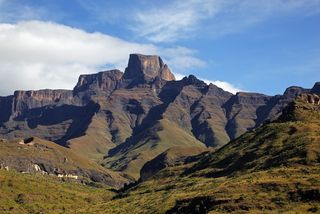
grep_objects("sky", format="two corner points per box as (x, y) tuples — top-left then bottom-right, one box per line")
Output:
(0, 0), (319, 96)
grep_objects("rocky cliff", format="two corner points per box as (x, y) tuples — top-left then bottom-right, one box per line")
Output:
(123, 54), (175, 82)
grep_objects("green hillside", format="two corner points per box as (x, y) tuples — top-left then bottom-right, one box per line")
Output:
(0, 169), (114, 214)
(0, 137), (127, 187)
(103, 119), (207, 180)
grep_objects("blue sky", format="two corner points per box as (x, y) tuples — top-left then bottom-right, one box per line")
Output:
(0, 0), (319, 95)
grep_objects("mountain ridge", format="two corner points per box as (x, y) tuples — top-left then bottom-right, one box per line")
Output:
(0, 53), (318, 179)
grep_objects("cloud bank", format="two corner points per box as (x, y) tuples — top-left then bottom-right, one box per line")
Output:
(0, 21), (154, 95)
(0, 21), (240, 95)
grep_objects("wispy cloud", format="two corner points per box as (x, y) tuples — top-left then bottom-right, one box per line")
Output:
(132, 0), (320, 42)
(160, 47), (206, 71)
(132, 0), (221, 42)
(76, 0), (129, 24)
(0, 21), (207, 95)
(0, 0), (46, 23)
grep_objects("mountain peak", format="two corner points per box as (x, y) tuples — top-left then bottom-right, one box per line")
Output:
(311, 82), (320, 94)
(123, 54), (175, 82)
(283, 86), (308, 98)
(182, 75), (207, 87)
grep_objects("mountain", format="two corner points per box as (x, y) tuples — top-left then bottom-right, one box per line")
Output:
(0, 53), (317, 179)
(88, 93), (320, 213)
(0, 53), (319, 213)
(186, 93), (320, 177)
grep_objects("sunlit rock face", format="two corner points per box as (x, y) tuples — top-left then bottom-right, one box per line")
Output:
(123, 53), (175, 82)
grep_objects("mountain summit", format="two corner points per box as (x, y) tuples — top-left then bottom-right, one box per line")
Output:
(123, 54), (175, 82)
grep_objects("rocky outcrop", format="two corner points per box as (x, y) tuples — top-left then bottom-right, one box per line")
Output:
(298, 93), (320, 105)
(283, 86), (309, 99)
(123, 54), (175, 86)
(311, 82), (320, 94)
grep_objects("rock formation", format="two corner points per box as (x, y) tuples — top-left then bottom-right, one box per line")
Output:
(123, 54), (175, 82)
(311, 82), (320, 94)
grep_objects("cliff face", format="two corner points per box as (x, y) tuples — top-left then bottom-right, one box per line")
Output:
(123, 54), (175, 82)
(74, 69), (123, 95)
(0, 53), (317, 179)
(12, 89), (75, 118)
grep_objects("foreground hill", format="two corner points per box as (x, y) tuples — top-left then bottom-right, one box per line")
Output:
(0, 53), (319, 179)
(0, 169), (115, 213)
(0, 137), (127, 187)
(87, 93), (320, 213)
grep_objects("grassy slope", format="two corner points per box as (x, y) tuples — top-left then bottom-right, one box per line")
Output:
(103, 119), (207, 180)
(67, 112), (115, 162)
(91, 166), (320, 213)
(0, 137), (127, 185)
(0, 169), (114, 214)
(0, 137), (97, 170)
(66, 96), (117, 162)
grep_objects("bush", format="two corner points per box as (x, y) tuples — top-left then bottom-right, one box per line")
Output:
(15, 193), (26, 204)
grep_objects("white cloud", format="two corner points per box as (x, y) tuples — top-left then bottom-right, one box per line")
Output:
(133, 0), (222, 42)
(174, 73), (242, 94)
(0, 0), (46, 23)
(160, 47), (206, 72)
(0, 21), (156, 95)
(204, 80), (242, 94)
(0, 21), (213, 95)
(132, 0), (320, 42)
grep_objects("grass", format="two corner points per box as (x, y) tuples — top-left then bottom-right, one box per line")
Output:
(0, 137), (128, 187)
(103, 119), (206, 179)
(67, 111), (117, 162)
(88, 166), (320, 213)
(2, 165), (319, 213)
(0, 169), (115, 214)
